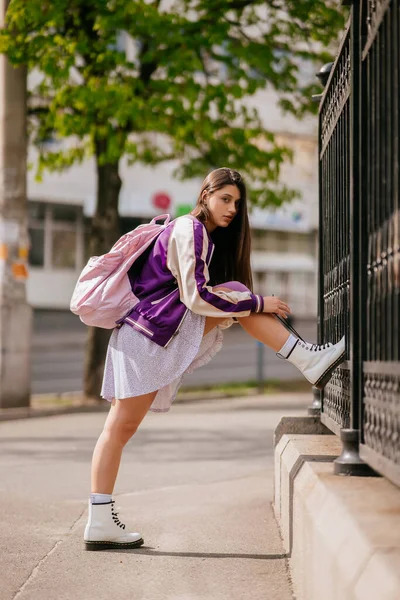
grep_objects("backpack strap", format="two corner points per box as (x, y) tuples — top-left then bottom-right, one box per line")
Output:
(150, 214), (171, 226)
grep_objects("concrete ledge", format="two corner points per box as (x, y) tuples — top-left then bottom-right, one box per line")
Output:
(274, 434), (400, 600)
(274, 415), (333, 447)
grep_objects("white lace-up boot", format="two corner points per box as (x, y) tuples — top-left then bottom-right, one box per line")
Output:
(84, 500), (144, 551)
(277, 336), (346, 389)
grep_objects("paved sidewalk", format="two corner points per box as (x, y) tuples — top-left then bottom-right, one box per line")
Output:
(0, 394), (307, 600)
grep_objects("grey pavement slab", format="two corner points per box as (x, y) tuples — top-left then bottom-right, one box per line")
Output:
(0, 394), (306, 600)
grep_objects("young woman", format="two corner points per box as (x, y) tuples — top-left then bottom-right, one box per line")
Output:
(84, 167), (345, 551)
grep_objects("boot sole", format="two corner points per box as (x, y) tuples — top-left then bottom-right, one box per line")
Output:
(313, 351), (346, 390)
(84, 537), (144, 551)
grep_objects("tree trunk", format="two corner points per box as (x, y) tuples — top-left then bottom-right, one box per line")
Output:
(0, 0), (32, 408)
(83, 139), (121, 400)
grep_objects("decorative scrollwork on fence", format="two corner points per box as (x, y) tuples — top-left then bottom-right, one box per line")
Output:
(367, 211), (400, 362)
(363, 369), (400, 465)
(324, 365), (351, 429)
(320, 32), (350, 152)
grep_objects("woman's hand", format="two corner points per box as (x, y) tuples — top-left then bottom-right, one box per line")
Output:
(262, 296), (291, 319)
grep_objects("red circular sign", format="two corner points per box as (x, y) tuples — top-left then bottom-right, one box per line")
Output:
(152, 192), (171, 210)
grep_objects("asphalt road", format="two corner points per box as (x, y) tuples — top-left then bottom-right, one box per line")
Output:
(0, 393), (304, 600)
(32, 310), (317, 395)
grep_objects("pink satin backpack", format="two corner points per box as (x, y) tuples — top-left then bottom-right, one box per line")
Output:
(70, 214), (171, 329)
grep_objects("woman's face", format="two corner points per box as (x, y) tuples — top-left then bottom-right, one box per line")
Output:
(204, 184), (241, 232)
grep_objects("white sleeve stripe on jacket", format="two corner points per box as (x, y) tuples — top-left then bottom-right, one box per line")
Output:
(166, 216), (260, 318)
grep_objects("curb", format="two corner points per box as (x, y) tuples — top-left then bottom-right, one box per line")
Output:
(0, 403), (109, 422)
(0, 390), (260, 422)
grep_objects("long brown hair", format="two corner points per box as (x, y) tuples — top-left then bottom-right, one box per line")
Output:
(191, 168), (253, 291)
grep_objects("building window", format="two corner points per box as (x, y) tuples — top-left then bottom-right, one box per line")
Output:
(28, 202), (45, 267)
(287, 232), (314, 254)
(28, 228), (45, 267)
(265, 271), (287, 297)
(52, 204), (80, 223)
(274, 231), (290, 252)
(252, 230), (293, 253)
(251, 229), (266, 251)
(51, 230), (77, 268)
(28, 201), (84, 270)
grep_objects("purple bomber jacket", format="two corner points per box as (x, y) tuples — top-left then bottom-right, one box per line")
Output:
(116, 214), (264, 348)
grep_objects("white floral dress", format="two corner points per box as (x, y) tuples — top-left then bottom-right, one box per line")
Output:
(100, 310), (224, 412)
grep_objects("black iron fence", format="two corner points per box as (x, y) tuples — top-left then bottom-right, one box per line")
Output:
(318, 0), (400, 485)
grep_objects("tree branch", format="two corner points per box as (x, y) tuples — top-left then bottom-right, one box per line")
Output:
(138, 38), (159, 84)
(28, 106), (50, 116)
(226, 0), (257, 10)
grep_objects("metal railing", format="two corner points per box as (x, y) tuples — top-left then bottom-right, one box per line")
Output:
(317, 0), (400, 485)
(319, 23), (352, 436)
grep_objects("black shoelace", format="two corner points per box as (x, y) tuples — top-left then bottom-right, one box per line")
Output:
(274, 314), (333, 353)
(308, 343), (332, 352)
(111, 500), (126, 529)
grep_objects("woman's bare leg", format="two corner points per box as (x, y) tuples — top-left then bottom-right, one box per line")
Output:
(91, 391), (158, 494)
(204, 313), (290, 351)
(204, 284), (345, 389)
(207, 284), (291, 350)
(237, 313), (290, 351)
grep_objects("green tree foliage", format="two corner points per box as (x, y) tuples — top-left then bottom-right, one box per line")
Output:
(1, 0), (344, 206)
(0, 0), (345, 398)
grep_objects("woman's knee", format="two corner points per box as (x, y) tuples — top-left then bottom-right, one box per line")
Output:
(104, 392), (157, 445)
(205, 283), (252, 335)
(103, 418), (139, 446)
(214, 281), (251, 294)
